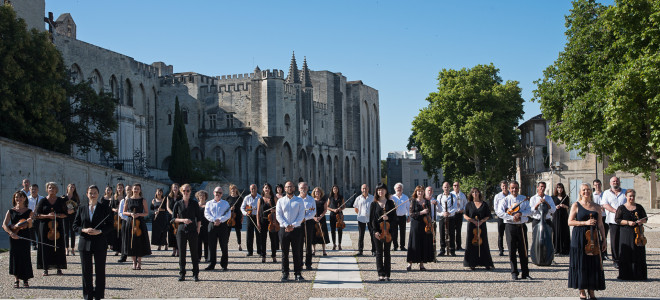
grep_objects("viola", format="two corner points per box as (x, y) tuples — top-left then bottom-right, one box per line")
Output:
(471, 216), (482, 246)
(172, 220), (180, 235)
(268, 210), (280, 232)
(423, 202), (433, 234)
(634, 212), (647, 247)
(245, 205), (253, 215)
(226, 189), (246, 227)
(133, 218), (142, 237)
(506, 197), (529, 215)
(315, 221), (323, 237)
(379, 218), (392, 243)
(336, 211), (346, 230)
(47, 219), (60, 241)
(11, 219), (31, 234)
(113, 214), (119, 229)
(584, 214), (600, 256)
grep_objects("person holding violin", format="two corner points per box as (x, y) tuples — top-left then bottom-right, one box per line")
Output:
(241, 184), (262, 257)
(601, 176), (627, 268)
(173, 184), (203, 281)
(72, 185), (113, 300)
(195, 190), (210, 262)
(369, 183), (396, 281)
(298, 181), (317, 268)
(353, 184), (374, 256)
(311, 187), (330, 256)
(160, 183), (182, 257)
(615, 189), (647, 280)
(406, 186), (434, 271)
(35, 182), (67, 276)
(123, 183), (151, 270)
(109, 183), (124, 257)
(64, 183), (80, 256)
(391, 183), (409, 251)
(567, 183), (606, 300)
(327, 185), (345, 251)
(276, 181), (306, 282)
(495, 181), (531, 280)
(204, 186), (231, 271)
(226, 184), (244, 251)
(117, 184), (132, 263)
(463, 187), (494, 270)
(3, 191), (34, 287)
(493, 180), (509, 257)
(257, 183), (280, 263)
(437, 182), (458, 256)
(151, 188), (168, 251)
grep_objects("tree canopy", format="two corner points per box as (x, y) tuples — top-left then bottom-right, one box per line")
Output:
(410, 63), (524, 193)
(168, 97), (193, 183)
(534, 0), (660, 177)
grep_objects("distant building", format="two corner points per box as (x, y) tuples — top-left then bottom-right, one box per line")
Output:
(386, 148), (443, 196)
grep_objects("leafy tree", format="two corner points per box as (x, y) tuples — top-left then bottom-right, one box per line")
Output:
(0, 4), (67, 149)
(410, 64), (524, 193)
(380, 159), (387, 185)
(168, 97), (193, 183)
(534, 0), (660, 178)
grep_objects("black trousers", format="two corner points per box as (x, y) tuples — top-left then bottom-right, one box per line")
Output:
(392, 215), (407, 249)
(258, 220), (280, 258)
(279, 226), (303, 276)
(197, 226), (208, 261)
(357, 221), (375, 253)
(454, 213), (463, 249)
(64, 215), (76, 248)
(80, 247), (107, 300)
(246, 215), (261, 255)
(374, 237), (392, 277)
(304, 219), (315, 267)
(329, 213), (343, 246)
(505, 223), (529, 276)
(229, 225), (242, 246)
(497, 218), (506, 252)
(601, 216), (609, 255)
(207, 223), (229, 269)
(609, 223), (620, 263)
(176, 230), (199, 276)
(439, 217), (455, 253)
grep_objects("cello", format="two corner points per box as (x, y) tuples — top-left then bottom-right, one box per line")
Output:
(530, 199), (554, 266)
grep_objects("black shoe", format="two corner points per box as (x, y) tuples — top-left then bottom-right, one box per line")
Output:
(400, 246), (406, 251)
(386, 277), (391, 281)
(178, 275), (185, 281)
(246, 253), (253, 257)
(378, 277), (385, 281)
(281, 274), (289, 282)
(450, 251), (456, 257)
(204, 265), (215, 271)
(469, 266), (475, 270)
(456, 247), (463, 251)
(306, 265), (313, 270)
(438, 251), (445, 256)
(406, 265), (411, 271)
(356, 252), (363, 256)
(193, 275), (199, 282)
(118, 258), (127, 263)
(613, 262), (619, 269)
(262, 257), (266, 263)
(499, 251), (505, 256)
(521, 274), (532, 280)
(602, 254), (609, 261)
(295, 275), (305, 281)
(221, 267), (228, 272)
(371, 251), (376, 256)
(511, 273), (519, 280)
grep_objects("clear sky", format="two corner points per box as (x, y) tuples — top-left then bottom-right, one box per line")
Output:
(44, 0), (612, 160)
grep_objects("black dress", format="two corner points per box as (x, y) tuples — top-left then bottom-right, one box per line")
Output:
(35, 196), (67, 270)
(615, 204), (647, 280)
(463, 201), (494, 268)
(406, 199), (434, 263)
(8, 209), (34, 281)
(328, 195), (344, 245)
(568, 202), (605, 290)
(552, 195), (571, 254)
(198, 203), (209, 260)
(164, 195), (181, 248)
(125, 198), (151, 257)
(313, 198), (330, 245)
(150, 199), (168, 246)
(107, 198), (122, 252)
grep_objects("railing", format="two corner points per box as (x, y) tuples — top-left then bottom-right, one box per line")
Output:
(100, 150), (150, 178)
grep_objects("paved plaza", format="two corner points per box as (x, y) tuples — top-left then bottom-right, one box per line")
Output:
(0, 211), (658, 299)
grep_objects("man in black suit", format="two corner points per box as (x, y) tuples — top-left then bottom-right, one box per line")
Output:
(73, 185), (113, 300)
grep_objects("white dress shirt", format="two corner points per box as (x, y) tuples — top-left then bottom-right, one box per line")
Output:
(241, 193), (261, 216)
(451, 191), (467, 211)
(301, 195), (316, 221)
(493, 191), (509, 217)
(391, 193), (410, 217)
(27, 195), (44, 211)
(353, 194), (373, 223)
(496, 194), (531, 224)
(437, 193), (458, 217)
(529, 194), (556, 220)
(205, 199), (231, 223)
(593, 191), (605, 214)
(276, 195), (305, 227)
(118, 198), (128, 221)
(602, 188), (626, 224)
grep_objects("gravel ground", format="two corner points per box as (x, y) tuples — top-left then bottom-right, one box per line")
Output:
(0, 219), (658, 299)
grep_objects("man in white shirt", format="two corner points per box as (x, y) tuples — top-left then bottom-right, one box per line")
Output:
(353, 184), (373, 256)
(240, 184), (262, 257)
(530, 181), (557, 227)
(496, 181), (532, 280)
(601, 176), (626, 268)
(437, 182), (458, 256)
(117, 194), (129, 263)
(493, 180), (509, 256)
(298, 182), (316, 269)
(28, 184), (44, 249)
(592, 179), (609, 260)
(391, 183), (409, 251)
(276, 181), (306, 282)
(451, 182), (467, 251)
(204, 187), (231, 271)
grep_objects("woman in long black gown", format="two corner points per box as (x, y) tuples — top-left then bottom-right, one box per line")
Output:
(151, 188), (168, 250)
(257, 183), (279, 263)
(3, 191), (34, 287)
(552, 183), (571, 255)
(124, 183), (151, 269)
(312, 187), (330, 256)
(226, 184), (244, 251)
(370, 183), (396, 281)
(108, 183), (124, 255)
(463, 187), (494, 270)
(406, 186), (434, 271)
(615, 189), (647, 281)
(327, 185), (345, 250)
(568, 183), (606, 300)
(63, 183), (80, 256)
(35, 182), (67, 276)
(196, 190), (209, 262)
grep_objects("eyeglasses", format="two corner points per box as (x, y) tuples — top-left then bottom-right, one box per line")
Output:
(214, 192), (223, 194)
(182, 190), (191, 193)
(453, 185), (458, 187)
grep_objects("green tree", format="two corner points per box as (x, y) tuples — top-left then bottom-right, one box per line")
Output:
(411, 64), (524, 193)
(191, 158), (227, 182)
(0, 4), (67, 149)
(168, 97), (193, 183)
(534, 0), (660, 178)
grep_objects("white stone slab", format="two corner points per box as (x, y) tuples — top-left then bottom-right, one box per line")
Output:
(313, 255), (363, 289)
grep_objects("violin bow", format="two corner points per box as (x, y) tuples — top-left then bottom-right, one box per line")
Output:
(379, 199), (410, 220)
(53, 208), (57, 249)
(476, 216), (480, 258)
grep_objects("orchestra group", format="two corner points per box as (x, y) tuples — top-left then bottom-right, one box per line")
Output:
(2, 176), (650, 300)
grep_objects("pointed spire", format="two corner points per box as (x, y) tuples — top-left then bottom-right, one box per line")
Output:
(286, 51), (300, 84)
(301, 56), (312, 87)
(253, 65), (262, 79)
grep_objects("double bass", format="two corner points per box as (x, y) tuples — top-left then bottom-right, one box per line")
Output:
(530, 199), (554, 266)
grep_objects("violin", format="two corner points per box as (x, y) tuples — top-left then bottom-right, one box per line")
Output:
(336, 211), (346, 230)
(172, 220), (180, 235)
(11, 219), (31, 234)
(47, 209), (60, 241)
(268, 210), (280, 232)
(132, 209), (142, 237)
(506, 197), (529, 215)
(113, 214), (119, 229)
(315, 221), (323, 237)
(423, 202), (433, 234)
(584, 214), (600, 256)
(634, 212), (647, 247)
(245, 205), (253, 215)
(471, 216), (482, 246)
(227, 189), (246, 227)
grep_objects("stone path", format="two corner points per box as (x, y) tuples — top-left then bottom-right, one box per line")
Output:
(313, 234), (362, 289)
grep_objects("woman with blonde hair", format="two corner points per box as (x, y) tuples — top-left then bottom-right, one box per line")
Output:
(195, 190), (210, 262)
(35, 182), (67, 276)
(311, 187), (329, 256)
(406, 185), (434, 271)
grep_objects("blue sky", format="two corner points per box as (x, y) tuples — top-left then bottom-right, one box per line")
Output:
(45, 0), (612, 160)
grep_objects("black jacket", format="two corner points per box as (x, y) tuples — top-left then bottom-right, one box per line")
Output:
(73, 201), (113, 252)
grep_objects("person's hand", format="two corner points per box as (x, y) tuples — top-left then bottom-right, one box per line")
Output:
(10, 232), (18, 240)
(513, 214), (521, 222)
(443, 212), (449, 217)
(601, 240), (607, 252)
(586, 218), (597, 226)
(382, 215), (388, 221)
(67, 209), (75, 215)
(374, 232), (381, 240)
(421, 209), (428, 215)
(214, 220), (221, 226)
(184, 219), (192, 225)
(431, 200), (438, 205)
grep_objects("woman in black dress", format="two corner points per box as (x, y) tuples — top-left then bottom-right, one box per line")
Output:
(226, 184), (244, 251)
(257, 183), (279, 263)
(370, 183), (396, 281)
(327, 185), (345, 250)
(463, 187), (494, 270)
(124, 183), (151, 269)
(568, 183), (606, 300)
(615, 189), (647, 281)
(108, 183), (124, 255)
(35, 182), (67, 276)
(406, 185), (434, 271)
(151, 188), (168, 250)
(64, 183), (80, 256)
(3, 191), (34, 287)
(553, 183), (571, 255)
(160, 183), (181, 257)
(195, 190), (210, 262)
(101, 186), (113, 206)
(311, 187), (330, 256)
(275, 183), (284, 200)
